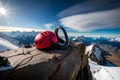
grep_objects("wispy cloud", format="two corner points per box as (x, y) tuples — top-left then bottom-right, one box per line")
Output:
(60, 8), (120, 32)
(58, 0), (120, 32)
(58, 0), (120, 18)
(44, 23), (54, 30)
(0, 26), (43, 32)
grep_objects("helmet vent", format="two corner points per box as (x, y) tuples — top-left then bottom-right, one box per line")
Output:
(44, 32), (47, 35)
(41, 33), (45, 36)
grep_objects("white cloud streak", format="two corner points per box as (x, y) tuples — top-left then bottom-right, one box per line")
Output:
(59, 8), (120, 32)
(58, 0), (120, 18)
(44, 23), (54, 30)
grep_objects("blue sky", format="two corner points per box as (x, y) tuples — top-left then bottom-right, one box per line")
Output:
(0, 0), (120, 37)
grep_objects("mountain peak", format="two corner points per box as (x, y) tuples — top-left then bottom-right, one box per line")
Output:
(86, 44), (103, 63)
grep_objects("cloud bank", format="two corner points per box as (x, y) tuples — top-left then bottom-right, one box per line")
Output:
(0, 26), (42, 32)
(60, 8), (120, 32)
(58, 0), (120, 32)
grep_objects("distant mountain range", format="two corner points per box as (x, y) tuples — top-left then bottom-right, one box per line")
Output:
(71, 36), (120, 49)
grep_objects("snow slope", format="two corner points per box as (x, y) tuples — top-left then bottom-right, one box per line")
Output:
(89, 59), (120, 80)
(0, 33), (21, 52)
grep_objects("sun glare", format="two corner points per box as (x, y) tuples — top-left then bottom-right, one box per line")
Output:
(0, 7), (7, 16)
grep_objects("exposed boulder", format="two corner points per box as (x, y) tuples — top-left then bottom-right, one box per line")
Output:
(0, 42), (92, 80)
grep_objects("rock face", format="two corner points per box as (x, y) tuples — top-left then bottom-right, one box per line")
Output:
(75, 43), (92, 80)
(86, 44), (103, 64)
(0, 42), (92, 80)
(86, 44), (120, 67)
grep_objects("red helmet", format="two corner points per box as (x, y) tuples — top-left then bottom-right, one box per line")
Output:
(34, 31), (58, 49)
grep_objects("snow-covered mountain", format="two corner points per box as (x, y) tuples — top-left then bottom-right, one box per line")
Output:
(85, 44), (103, 63)
(86, 44), (116, 66)
(0, 33), (22, 52)
(72, 36), (85, 42)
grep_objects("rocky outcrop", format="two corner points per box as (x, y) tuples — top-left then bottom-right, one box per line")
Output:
(0, 42), (92, 80)
(86, 44), (120, 67)
(86, 44), (103, 64)
(74, 42), (92, 80)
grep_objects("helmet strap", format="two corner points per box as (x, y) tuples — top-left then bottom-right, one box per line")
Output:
(55, 26), (70, 49)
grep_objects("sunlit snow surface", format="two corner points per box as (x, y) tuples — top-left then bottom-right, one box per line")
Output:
(89, 59), (120, 80)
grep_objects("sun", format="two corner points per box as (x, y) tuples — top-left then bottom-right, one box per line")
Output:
(0, 7), (7, 16)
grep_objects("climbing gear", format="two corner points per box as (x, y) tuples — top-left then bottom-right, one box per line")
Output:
(34, 26), (70, 49)
(55, 26), (70, 49)
(34, 31), (58, 49)
(55, 26), (69, 46)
